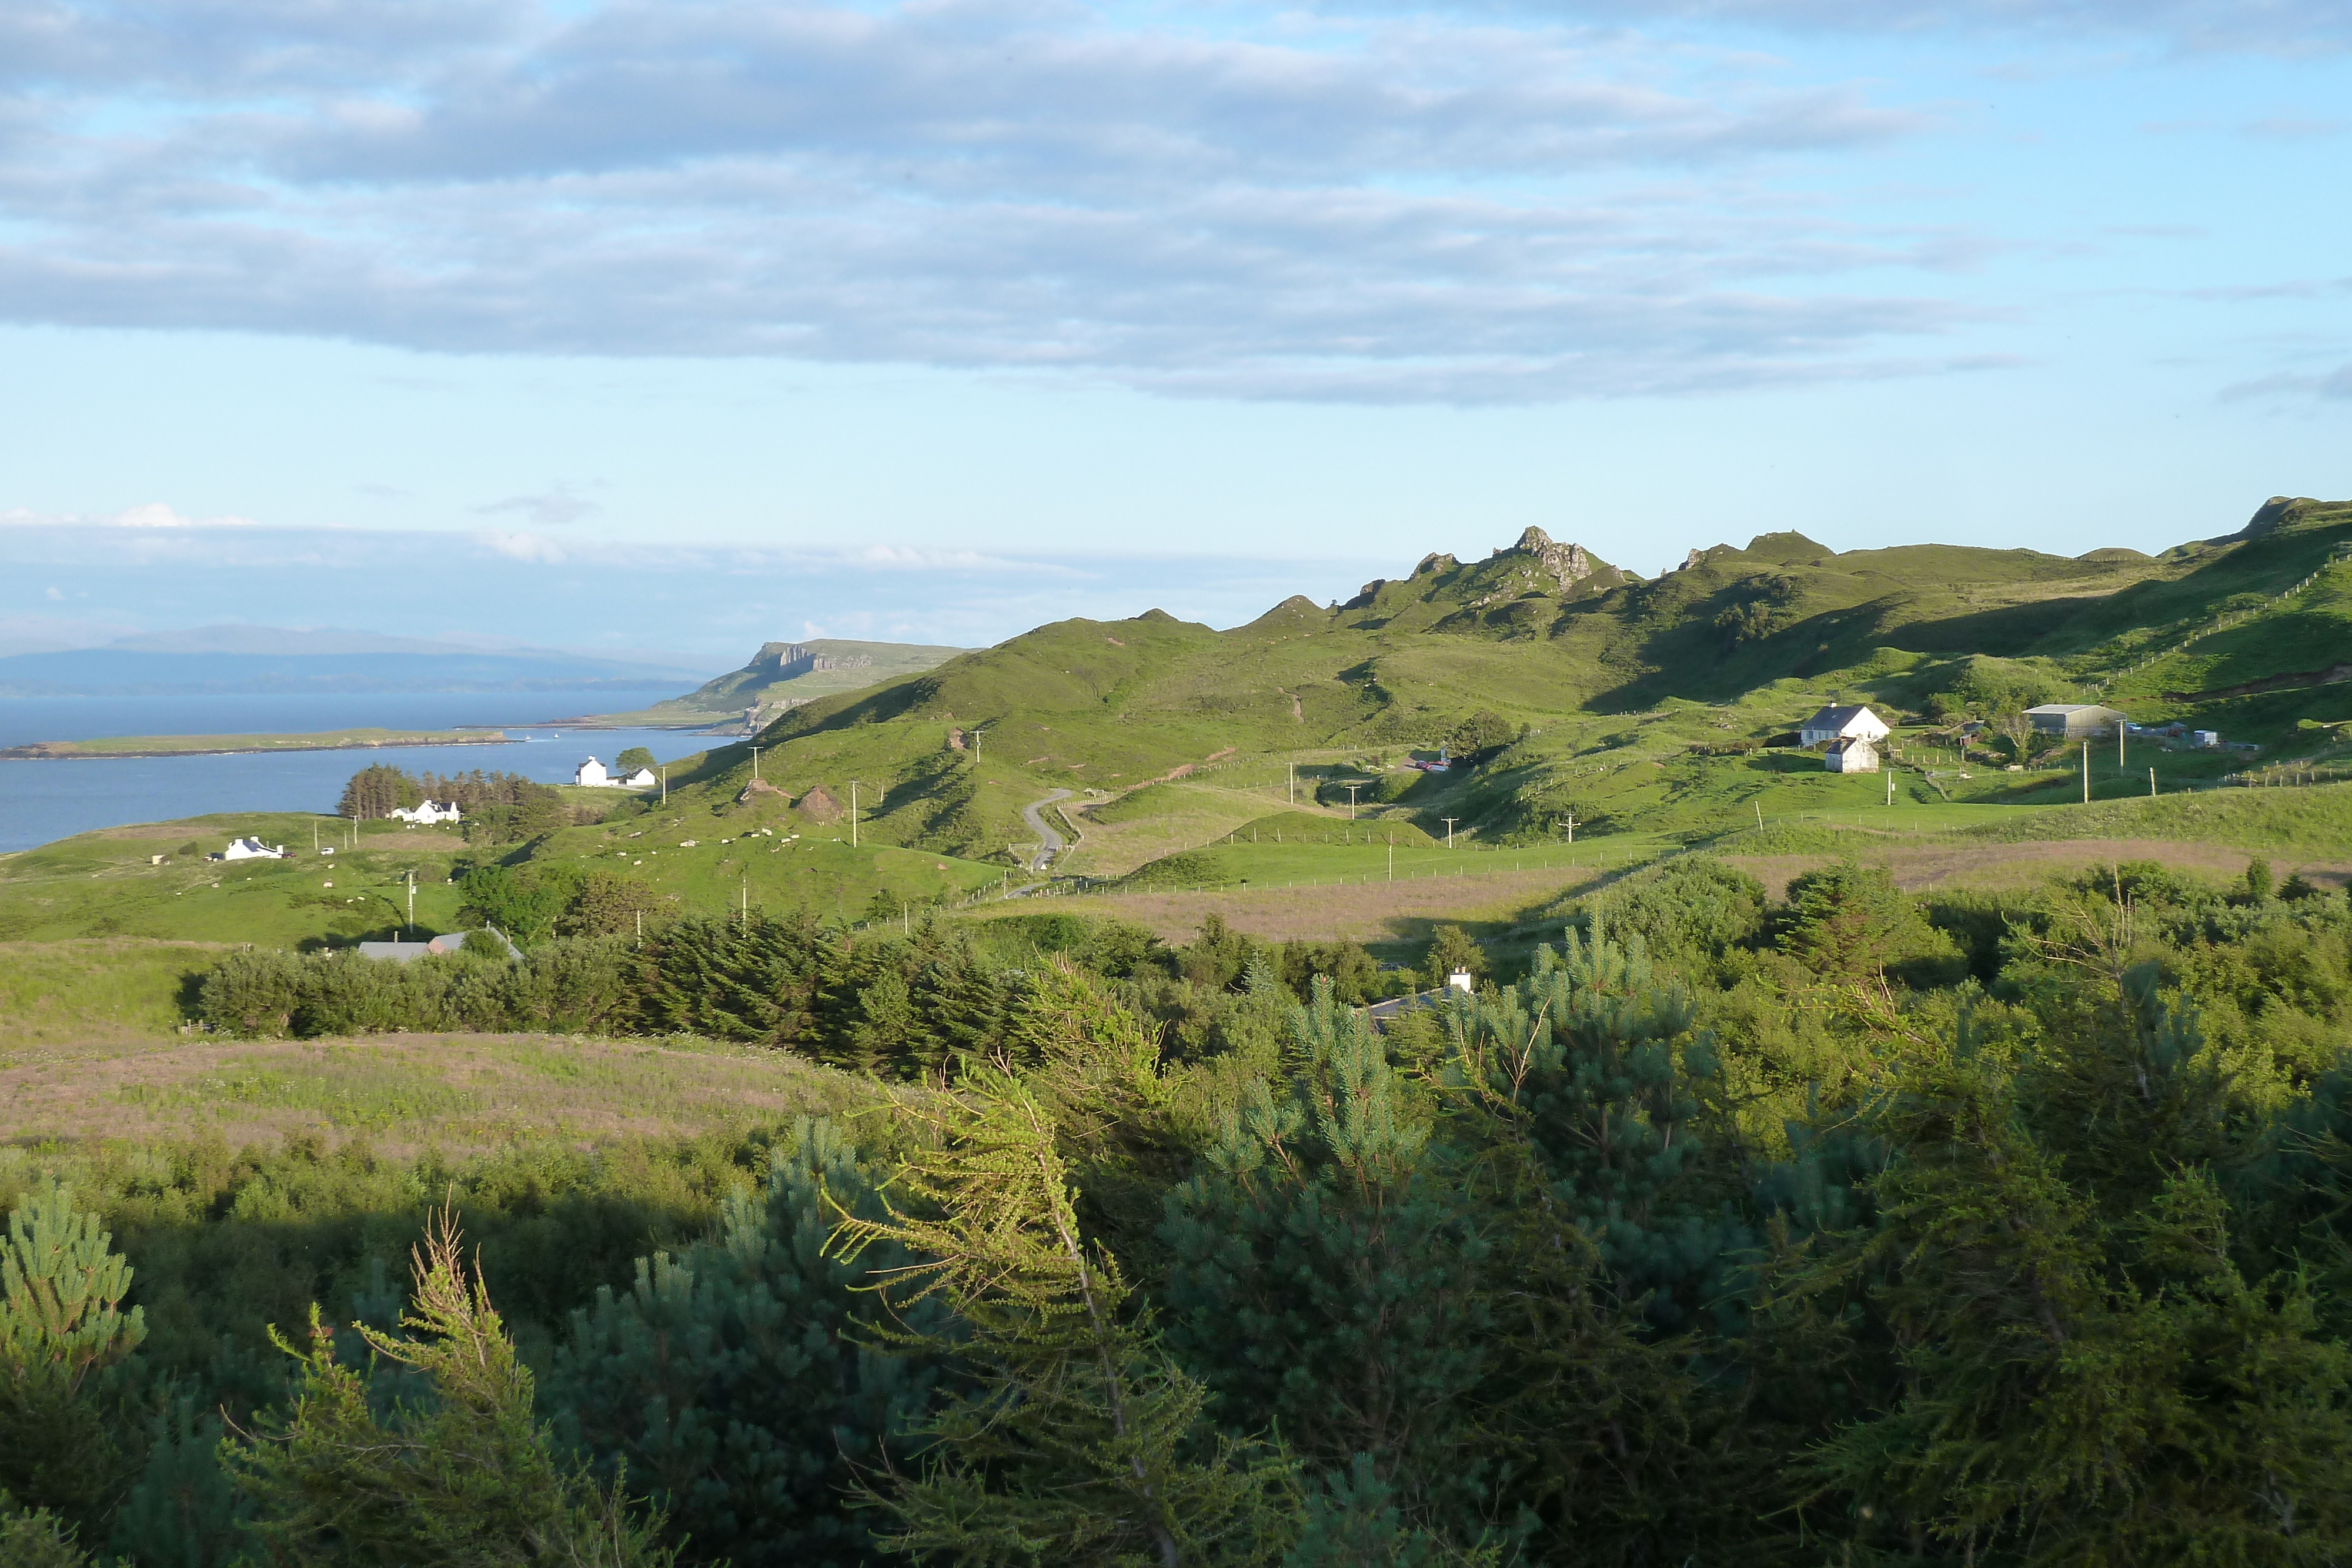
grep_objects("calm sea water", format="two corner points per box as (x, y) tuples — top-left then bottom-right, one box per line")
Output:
(0, 690), (727, 852)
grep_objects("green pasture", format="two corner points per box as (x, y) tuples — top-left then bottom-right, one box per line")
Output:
(0, 813), (470, 945)
(0, 939), (216, 1046)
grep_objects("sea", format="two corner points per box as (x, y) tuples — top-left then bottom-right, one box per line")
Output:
(0, 690), (728, 853)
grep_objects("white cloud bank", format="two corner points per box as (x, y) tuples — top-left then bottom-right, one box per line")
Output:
(0, 0), (2004, 403)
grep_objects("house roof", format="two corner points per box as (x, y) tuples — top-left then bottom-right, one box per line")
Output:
(1800, 704), (1880, 731)
(2024, 703), (2110, 716)
(1823, 735), (1877, 753)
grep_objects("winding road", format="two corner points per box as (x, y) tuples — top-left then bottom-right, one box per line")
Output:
(1021, 790), (1075, 872)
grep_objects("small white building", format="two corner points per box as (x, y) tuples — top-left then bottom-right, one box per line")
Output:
(389, 800), (462, 825)
(220, 837), (284, 860)
(1799, 704), (1891, 748)
(576, 758), (658, 789)
(1824, 736), (1881, 774)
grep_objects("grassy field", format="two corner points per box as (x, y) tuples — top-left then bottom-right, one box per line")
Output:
(0, 728), (516, 758)
(0, 1028), (893, 1154)
(0, 939), (217, 1046)
(0, 800), (1011, 947)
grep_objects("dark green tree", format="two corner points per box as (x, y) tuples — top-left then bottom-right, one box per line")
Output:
(0, 1183), (147, 1535)
(546, 1121), (948, 1568)
(1162, 978), (1491, 1527)
(1422, 925), (1486, 992)
(336, 764), (420, 821)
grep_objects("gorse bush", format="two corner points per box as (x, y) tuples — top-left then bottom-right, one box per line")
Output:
(21, 860), (2352, 1563)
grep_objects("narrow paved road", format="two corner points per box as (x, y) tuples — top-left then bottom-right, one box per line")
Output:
(1021, 790), (1074, 871)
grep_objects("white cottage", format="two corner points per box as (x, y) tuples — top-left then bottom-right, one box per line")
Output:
(1798, 704), (1892, 748)
(1823, 736), (1881, 774)
(389, 800), (462, 824)
(576, 757), (656, 788)
(220, 837), (284, 860)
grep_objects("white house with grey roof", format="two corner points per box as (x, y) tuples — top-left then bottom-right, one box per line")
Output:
(1798, 704), (1890, 748)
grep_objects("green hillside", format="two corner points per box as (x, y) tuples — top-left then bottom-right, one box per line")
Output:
(657, 503), (2352, 867)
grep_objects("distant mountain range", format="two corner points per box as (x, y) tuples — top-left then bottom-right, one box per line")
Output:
(0, 625), (722, 697)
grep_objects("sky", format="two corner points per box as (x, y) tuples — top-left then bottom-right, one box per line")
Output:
(2, 0), (2350, 661)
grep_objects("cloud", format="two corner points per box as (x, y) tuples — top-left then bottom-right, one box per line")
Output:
(1441, 1), (2352, 54)
(475, 528), (567, 562)
(0, 502), (259, 529)
(44, 585), (63, 600)
(2219, 363), (2352, 401)
(475, 486), (600, 525)
(2241, 115), (2350, 139)
(0, 514), (1402, 653)
(0, 0), (2000, 403)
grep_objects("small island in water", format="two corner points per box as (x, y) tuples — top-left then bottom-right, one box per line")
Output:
(0, 727), (520, 760)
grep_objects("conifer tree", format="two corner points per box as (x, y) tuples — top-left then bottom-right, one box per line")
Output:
(546, 1119), (948, 1568)
(226, 1211), (676, 1566)
(1792, 1022), (2352, 1564)
(831, 1061), (1292, 1567)
(1162, 976), (1491, 1529)
(1442, 924), (1748, 1329)
(0, 1182), (147, 1532)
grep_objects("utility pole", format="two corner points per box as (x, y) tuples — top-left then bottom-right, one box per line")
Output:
(751, 745), (760, 781)
(1444, 817), (1458, 849)
(850, 781), (860, 848)
(1886, 770), (1894, 806)
(406, 870), (415, 937)
(1288, 758), (1295, 806)
(1564, 811), (1575, 845)
(660, 766), (667, 805)
(1754, 801), (1763, 831)
(1346, 783), (1360, 820)
(2150, 766), (2157, 798)
(2082, 743), (2090, 804)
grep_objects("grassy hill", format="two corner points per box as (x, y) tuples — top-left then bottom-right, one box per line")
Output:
(671, 502), (2352, 863)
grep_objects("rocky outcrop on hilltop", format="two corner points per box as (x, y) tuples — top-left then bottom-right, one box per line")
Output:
(1508, 526), (1597, 590)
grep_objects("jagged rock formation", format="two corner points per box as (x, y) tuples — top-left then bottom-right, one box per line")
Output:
(1510, 526), (1598, 590)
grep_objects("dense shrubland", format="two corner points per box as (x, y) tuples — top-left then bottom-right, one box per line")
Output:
(12, 856), (2352, 1564)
